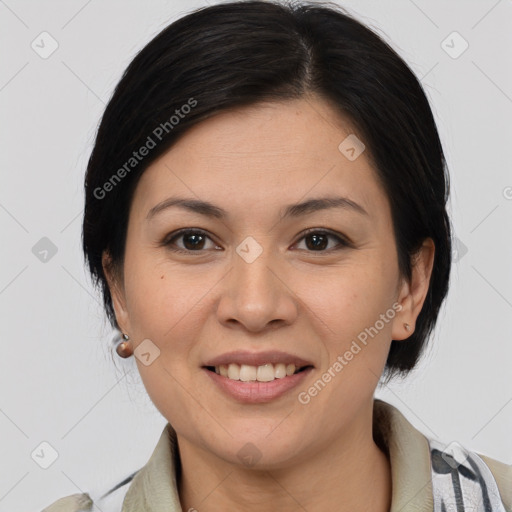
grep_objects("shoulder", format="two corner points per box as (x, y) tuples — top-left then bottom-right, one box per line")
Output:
(41, 493), (93, 512)
(375, 400), (510, 510)
(428, 436), (511, 511)
(477, 452), (512, 510)
(41, 470), (139, 512)
(40, 424), (171, 511)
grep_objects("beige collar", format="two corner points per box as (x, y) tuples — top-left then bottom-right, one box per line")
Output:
(121, 399), (434, 512)
(374, 399), (434, 511)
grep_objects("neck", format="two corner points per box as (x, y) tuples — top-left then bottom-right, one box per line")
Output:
(177, 403), (392, 512)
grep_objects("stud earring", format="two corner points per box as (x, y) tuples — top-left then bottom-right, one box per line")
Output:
(404, 323), (411, 332)
(113, 331), (133, 358)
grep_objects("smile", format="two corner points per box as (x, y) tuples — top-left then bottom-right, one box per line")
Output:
(206, 363), (311, 382)
(203, 365), (314, 403)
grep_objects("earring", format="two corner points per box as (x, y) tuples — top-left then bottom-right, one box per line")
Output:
(404, 323), (411, 332)
(113, 331), (133, 358)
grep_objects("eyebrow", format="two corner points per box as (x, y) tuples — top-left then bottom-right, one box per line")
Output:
(146, 195), (368, 221)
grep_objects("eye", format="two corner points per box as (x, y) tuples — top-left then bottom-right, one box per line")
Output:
(162, 228), (352, 254)
(293, 229), (351, 252)
(163, 229), (221, 253)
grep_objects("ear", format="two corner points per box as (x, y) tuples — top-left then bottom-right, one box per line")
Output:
(391, 238), (435, 340)
(102, 251), (131, 333)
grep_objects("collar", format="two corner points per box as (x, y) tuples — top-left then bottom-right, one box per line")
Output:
(121, 399), (434, 512)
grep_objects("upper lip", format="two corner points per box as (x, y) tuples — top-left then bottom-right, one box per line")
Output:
(203, 350), (314, 368)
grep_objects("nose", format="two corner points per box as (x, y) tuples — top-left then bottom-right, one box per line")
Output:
(215, 241), (299, 333)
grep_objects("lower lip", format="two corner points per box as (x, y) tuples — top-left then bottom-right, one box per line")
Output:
(203, 367), (313, 404)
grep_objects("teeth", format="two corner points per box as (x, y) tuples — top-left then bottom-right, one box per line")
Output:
(257, 364), (275, 382)
(274, 363), (287, 379)
(215, 363), (303, 382)
(239, 364), (257, 382)
(227, 364), (240, 380)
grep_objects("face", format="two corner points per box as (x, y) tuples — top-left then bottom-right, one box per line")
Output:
(105, 96), (433, 469)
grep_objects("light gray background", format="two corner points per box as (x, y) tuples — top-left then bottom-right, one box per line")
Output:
(1, 0), (511, 510)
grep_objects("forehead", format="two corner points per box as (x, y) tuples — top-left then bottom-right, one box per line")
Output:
(132, 97), (388, 223)
(167, 97), (360, 162)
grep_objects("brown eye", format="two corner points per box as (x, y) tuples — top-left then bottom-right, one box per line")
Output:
(181, 232), (206, 250)
(164, 229), (219, 253)
(294, 230), (351, 252)
(305, 233), (328, 250)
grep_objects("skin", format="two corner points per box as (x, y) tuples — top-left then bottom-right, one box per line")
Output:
(103, 95), (435, 512)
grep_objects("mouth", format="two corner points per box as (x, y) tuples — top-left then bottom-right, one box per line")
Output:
(201, 351), (315, 403)
(204, 363), (314, 382)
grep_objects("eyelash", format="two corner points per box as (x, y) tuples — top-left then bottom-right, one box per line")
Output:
(161, 228), (353, 254)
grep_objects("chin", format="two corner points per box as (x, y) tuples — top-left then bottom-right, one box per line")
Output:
(214, 427), (309, 469)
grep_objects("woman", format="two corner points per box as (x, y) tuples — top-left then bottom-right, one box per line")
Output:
(42, 1), (511, 511)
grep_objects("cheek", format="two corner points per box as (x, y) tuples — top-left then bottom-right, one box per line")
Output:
(122, 249), (221, 380)
(122, 250), (193, 344)
(301, 264), (396, 332)
(122, 255), (207, 424)
(296, 260), (398, 383)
